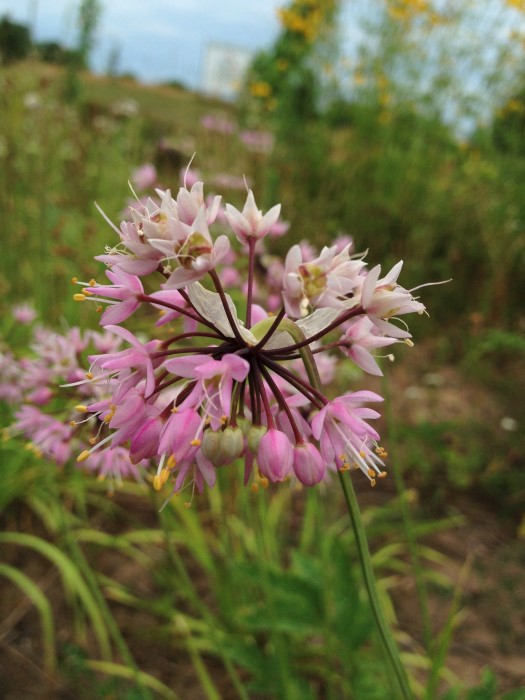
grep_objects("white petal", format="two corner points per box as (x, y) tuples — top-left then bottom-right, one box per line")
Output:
(361, 265), (381, 309)
(296, 307), (342, 339)
(186, 282), (257, 344)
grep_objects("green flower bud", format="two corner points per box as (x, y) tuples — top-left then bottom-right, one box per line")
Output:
(220, 426), (244, 461)
(201, 429), (224, 465)
(247, 425), (267, 453)
(235, 415), (250, 435)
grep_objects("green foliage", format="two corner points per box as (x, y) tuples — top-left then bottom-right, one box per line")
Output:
(77, 0), (102, 70)
(0, 15), (31, 64)
(2, 10), (524, 692)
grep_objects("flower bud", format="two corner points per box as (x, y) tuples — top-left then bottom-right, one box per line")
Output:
(220, 426), (244, 462)
(235, 416), (250, 435)
(247, 424), (267, 453)
(292, 442), (326, 486)
(257, 429), (293, 482)
(201, 429), (224, 466)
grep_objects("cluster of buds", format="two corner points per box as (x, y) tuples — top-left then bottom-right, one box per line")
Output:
(63, 167), (427, 501)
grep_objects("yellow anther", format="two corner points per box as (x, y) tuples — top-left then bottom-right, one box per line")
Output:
(250, 483), (260, 493)
(82, 288), (93, 296)
(171, 407), (179, 413)
(77, 450), (91, 463)
(75, 405), (88, 412)
(379, 471), (388, 479)
(167, 454), (177, 469)
(85, 372), (94, 379)
(89, 279), (97, 287)
(73, 293), (87, 302)
(404, 338), (414, 347)
(69, 421), (77, 427)
(370, 478), (377, 487)
(260, 477), (269, 489)
(71, 277), (78, 284)
(161, 467), (171, 485)
(96, 306), (103, 313)
(190, 438), (201, 447)
(338, 453), (346, 462)
(153, 474), (163, 491)
(368, 468), (376, 478)
(183, 501), (192, 509)
(359, 450), (366, 458)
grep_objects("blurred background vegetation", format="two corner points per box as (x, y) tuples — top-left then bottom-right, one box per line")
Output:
(1, 0), (524, 698)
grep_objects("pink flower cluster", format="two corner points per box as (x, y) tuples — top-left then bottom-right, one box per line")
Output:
(1, 319), (145, 486)
(60, 169), (428, 499)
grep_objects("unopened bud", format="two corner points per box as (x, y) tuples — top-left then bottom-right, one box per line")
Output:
(247, 425), (267, 453)
(235, 416), (250, 435)
(201, 429), (224, 466)
(220, 426), (244, 462)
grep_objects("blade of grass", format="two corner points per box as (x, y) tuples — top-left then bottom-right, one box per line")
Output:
(0, 531), (112, 660)
(0, 563), (57, 674)
(85, 659), (179, 700)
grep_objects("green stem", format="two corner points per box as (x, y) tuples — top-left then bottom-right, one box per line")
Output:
(270, 317), (414, 700)
(382, 374), (433, 653)
(338, 472), (413, 700)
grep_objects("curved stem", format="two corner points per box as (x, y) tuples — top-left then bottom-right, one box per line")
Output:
(258, 362), (303, 443)
(255, 306), (286, 349)
(208, 269), (245, 344)
(161, 331), (223, 348)
(272, 316), (414, 700)
(138, 293), (220, 333)
(261, 357), (325, 409)
(250, 359), (274, 428)
(265, 305), (364, 355)
(337, 472), (414, 700)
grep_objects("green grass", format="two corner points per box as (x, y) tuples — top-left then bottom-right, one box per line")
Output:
(1, 57), (524, 699)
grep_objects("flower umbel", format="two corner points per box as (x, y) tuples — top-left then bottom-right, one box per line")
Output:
(58, 166), (432, 500)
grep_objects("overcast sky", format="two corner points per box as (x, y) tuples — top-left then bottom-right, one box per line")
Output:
(0, 0), (288, 88)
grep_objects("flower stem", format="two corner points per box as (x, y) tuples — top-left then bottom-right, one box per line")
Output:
(273, 317), (414, 699)
(138, 293), (221, 333)
(208, 270), (245, 344)
(255, 306), (286, 348)
(246, 238), (256, 328)
(265, 305), (365, 355)
(258, 361), (303, 443)
(337, 471), (414, 700)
